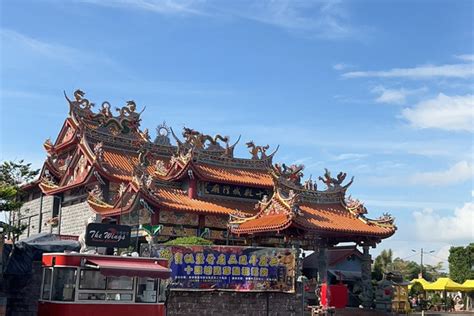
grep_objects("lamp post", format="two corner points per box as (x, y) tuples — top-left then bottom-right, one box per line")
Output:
(411, 248), (435, 279)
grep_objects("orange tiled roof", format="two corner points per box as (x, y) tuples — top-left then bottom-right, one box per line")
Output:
(232, 201), (395, 238)
(295, 203), (394, 236)
(101, 149), (161, 181)
(152, 186), (256, 215)
(88, 184), (257, 216)
(102, 149), (138, 181)
(194, 163), (274, 188)
(235, 213), (291, 232)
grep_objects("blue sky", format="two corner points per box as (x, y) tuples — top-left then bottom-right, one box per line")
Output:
(1, 0), (473, 267)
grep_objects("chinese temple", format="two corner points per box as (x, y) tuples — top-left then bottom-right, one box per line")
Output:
(17, 90), (396, 307)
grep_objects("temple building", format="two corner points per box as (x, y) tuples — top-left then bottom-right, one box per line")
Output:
(15, 90), (396, 306)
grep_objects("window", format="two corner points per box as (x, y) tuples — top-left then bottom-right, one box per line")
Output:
(79, 270), (106, 290)
(106, 293), (133, 301)
(107, 276), (133, 290)
(52, 268), (77, 301)
(41, 268), (52, 300)
(78, 292), (106, 301)
(136, 278), (158, 303)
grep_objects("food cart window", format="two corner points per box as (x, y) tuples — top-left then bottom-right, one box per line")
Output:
(41, 268), (52, 300)
(79, 270), (106, 289)
(107, 276), (133, 290)
(52, 268), (77, 301)
(136, 278), (158, 303)
(105, 293), (133, 301)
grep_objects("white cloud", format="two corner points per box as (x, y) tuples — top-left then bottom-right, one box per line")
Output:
(342, 63), (474, 79)
(77, 0), (204, 15)
(413, 202), (474, 242)
(371, 86), (426, 105)
(333, 153), (368, 161)
(333, 63), (353, 71)
(455, 54), (474, 62)
(401, 93), (474, 132)
(1, 29), (115, 67)
(410, 161), (473, 186)
(75, 0), (361, 39)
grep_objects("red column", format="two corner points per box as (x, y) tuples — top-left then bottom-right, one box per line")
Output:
(188, 178), (197, 199)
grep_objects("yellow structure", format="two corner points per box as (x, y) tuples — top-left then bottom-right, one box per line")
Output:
(461, 280), (474, 291)
(409, 278), (431, 290)
(424, 278), (464, 291)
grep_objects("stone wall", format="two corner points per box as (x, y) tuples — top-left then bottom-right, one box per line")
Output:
(167, 291), (300, 316)
(60, 201), (95, 236)
(17, 195), (56, 240)
(16, 196), (93, 240)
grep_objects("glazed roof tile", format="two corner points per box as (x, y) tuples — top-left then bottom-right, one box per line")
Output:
(101, 149), (159, 181)
(235, 213), (291, 232)
(232, 201), (395, 238)
(152, 186), (256, 215)
(296, 203), (394, 236)
(89, 184), (257, 216)
(194, 163), (274, 188)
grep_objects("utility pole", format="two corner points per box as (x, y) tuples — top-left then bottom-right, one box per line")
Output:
(412, 248), (435, 279)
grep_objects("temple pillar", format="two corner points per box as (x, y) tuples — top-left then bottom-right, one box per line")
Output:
(316, 246), (328, 307)
(317, 247), (328, 284)
(188, 174), (197, 199)
(360, 245), (374, 308)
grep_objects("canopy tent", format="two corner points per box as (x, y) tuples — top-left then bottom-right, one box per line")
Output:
(424, 277), (464, 291)
(462, 280), (474, 291)
(408, 278), (432, 290)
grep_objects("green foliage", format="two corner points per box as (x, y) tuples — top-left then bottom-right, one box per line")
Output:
(409, 282), (424, 296)
(0, 160), (39, 240)
(372, 248), (445, 282)
(372, 249), (393, 281)
(0, 183), (22, 212)
(0, 160), (39, 186)
(448, 244), (474, 283)
(164, 236), (213, 246)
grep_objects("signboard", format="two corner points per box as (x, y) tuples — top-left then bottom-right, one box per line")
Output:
(85, 223), (131, 248)
(202, 182), (271, 201)
(149, 245), (295, 292)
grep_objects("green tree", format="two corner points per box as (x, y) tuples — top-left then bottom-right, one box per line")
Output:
(0, 160), (39, 240)
(373, 250), (445, 282)
(372, 249), (393, 281)
(448, 244), (474, 283)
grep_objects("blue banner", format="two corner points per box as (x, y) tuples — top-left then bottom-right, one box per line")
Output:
(149, 245), (296, 292)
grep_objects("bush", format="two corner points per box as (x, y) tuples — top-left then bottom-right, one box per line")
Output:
(164, 236), (213, 246)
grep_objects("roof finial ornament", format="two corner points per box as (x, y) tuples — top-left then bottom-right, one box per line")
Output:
(65, 89), (94, 111)
(319, 168), (354, 191)
(273, 163), (304, 186)
(246, 141), (270, 160)
(140, 128), (151, 142)
(303, 175), (316, 191)
(155, 121), (171, 146)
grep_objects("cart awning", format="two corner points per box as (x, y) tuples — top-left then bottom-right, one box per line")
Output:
(85, 258), (171, 279)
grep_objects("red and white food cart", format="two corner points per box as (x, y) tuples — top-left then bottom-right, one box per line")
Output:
(38, 253), (171, 316)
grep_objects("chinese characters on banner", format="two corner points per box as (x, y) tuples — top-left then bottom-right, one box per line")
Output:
(149, 245), (296, 292)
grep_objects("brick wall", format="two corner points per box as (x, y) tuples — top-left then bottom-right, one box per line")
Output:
(59, 201), (95, 236)
(17, 196), (56, 240)
(167, 291), (300, 316)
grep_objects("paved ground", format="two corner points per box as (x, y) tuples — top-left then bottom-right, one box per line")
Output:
(410, 312), (474, 316)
